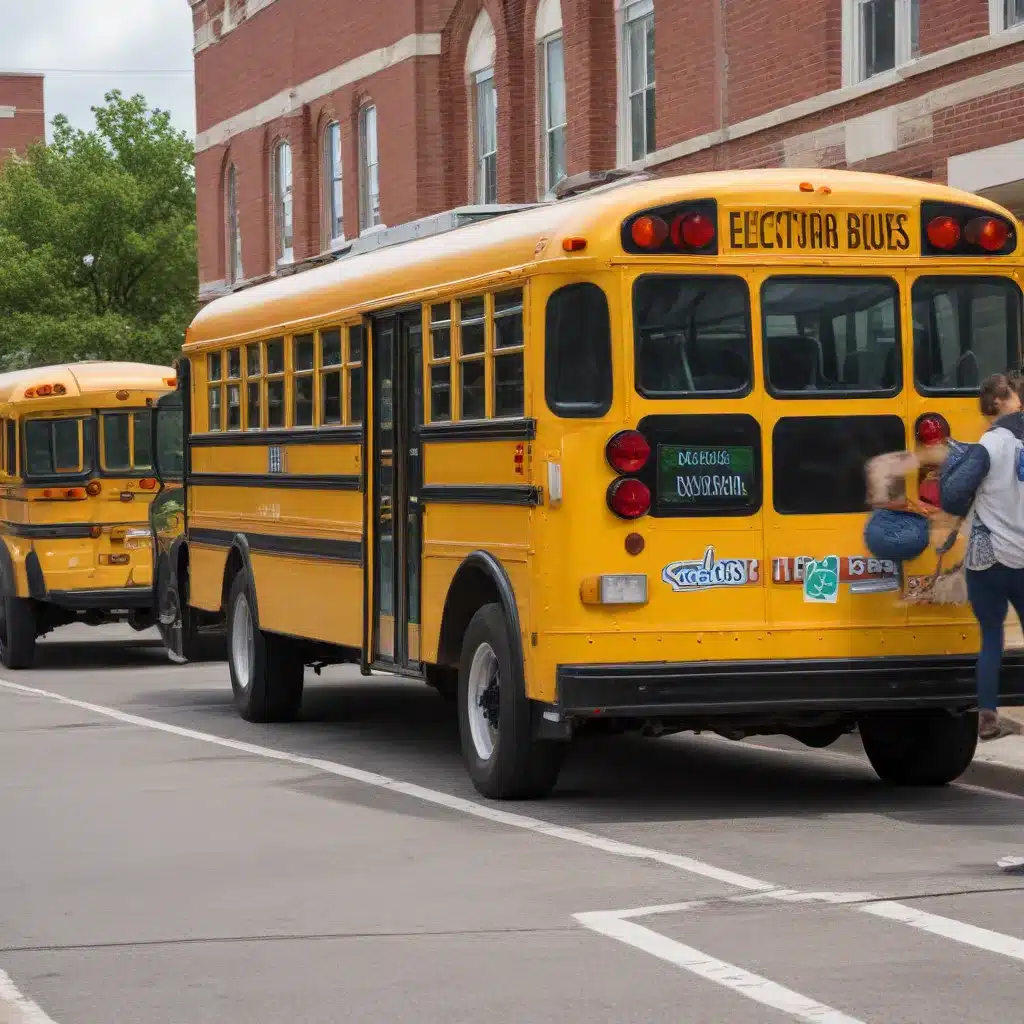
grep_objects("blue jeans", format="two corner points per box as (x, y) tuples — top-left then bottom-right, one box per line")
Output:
(966, 563), (1024, 711)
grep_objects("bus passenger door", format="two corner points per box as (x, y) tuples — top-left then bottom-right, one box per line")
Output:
(369, 309), (423, 671)
(149, 363), (190, 657)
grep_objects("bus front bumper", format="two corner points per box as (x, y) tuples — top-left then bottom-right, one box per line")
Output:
(554, 654), (1024, 718)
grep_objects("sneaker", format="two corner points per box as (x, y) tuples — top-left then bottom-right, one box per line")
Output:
(979, 709), (1001, 740)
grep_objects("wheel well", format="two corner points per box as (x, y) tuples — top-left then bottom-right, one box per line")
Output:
(221, 546), (246, 613)
(437, 564), (501, 668)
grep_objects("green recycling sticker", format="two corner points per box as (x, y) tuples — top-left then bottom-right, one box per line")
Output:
(803, 555), (840, 604)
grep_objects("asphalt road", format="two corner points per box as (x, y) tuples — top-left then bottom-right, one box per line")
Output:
(2, 626), (1024, 1023)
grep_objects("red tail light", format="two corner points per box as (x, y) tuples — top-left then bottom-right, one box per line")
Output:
(965, 216), (1010, 252)
(672, 212), (715, 249)
(926, 216), (960, 251)
(607, 478), (651, 520)
(915, 413), (949, 446)
(139, 477), (158, 491)
(631, 216), (669, 249)
(606, 430), (651, 474)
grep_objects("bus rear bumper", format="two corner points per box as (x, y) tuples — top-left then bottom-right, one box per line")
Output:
(554, 654), (1024, 718)
(45, 587), (153, 612)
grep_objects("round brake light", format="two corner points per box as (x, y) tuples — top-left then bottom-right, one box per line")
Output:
(926, 216), (961, 251)
(672, 212), (715, 249)
(916, 413), (949, 446)
(966, 216), (1010, 252)
(607, 478), (651, 520)
(606, 430), (651, 473)
(631, 215), (668, 249)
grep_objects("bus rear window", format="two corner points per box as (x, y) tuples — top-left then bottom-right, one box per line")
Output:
(101, 412), (152, 472)
(912, 277), (1021, 392)
(633, 276), (751, 397)
(24, 418), (93, 477)
(762, 277), (900, 396)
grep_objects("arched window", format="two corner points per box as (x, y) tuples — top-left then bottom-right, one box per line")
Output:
(618, 0), (655, 163)
(466, 11), (497, 203)
(273, 140), (294, 264)
(323, 121), (344, 246)
(358, 105), (381, 232)
(536, 0), (566, 197)
(226, 163), (242, 283)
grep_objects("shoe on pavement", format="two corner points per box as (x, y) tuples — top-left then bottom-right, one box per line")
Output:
(979, 709), (1001, 740)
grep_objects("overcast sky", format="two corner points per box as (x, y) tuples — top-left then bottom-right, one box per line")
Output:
(0, 0), (196, 140)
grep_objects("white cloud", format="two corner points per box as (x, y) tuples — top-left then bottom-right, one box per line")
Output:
(0, 0), (195, 140)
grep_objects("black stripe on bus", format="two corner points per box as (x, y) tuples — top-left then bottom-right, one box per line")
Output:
(189, 528), (363, 565)
(1, 522), (98, 539)
(189, 427), (363, 448)
(418, 418), (536, 443)
(189, 472), (361, 491)
(419, 484), (541, 506)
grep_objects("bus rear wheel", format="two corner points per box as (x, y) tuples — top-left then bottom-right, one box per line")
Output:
(457, 603), (563, 800)
(859, 709), (978, 786)
(226, 573), (303, 723)
(0, 593), (36, 670)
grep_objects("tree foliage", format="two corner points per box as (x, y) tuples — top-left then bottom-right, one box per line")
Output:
(0, 91), (197, 370)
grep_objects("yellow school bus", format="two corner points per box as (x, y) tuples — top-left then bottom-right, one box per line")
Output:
(0, 361), (176, 668)
(152, 168), (1024, 799)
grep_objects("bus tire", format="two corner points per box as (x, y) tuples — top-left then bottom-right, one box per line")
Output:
(0, 595), (36, 670)
(859, 709), (978, 786)
(457, 603), (563, 800)
(226, 573), (303, 723)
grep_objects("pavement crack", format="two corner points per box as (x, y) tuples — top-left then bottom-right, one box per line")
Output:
(0, 925), (574, 954)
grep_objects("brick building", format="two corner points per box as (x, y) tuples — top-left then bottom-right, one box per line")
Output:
(0, 73), (44, 164)
(190, 0), (1024, 300)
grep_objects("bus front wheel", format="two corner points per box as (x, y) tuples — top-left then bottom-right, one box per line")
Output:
(0, 594), (36, 670)
(225, 573), (303, 723)
(457, 603), (563, 800)
(859, 709), (978, 786)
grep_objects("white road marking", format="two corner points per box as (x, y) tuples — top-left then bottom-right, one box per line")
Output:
(576, 909), (866, 1024)
(0, 968), (59, 1024)
(6, 676), (1024, 1013)
(0, 678), (773, 893)
(861, 901), (1024, 962)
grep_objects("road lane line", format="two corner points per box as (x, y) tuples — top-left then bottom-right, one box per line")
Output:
(0, 679), (773, 893)
(860, 901), (1024, 961)
(0, 968), (59, 1024)
(575, 910), (866, 1024)
(9, 677), (1024, 981)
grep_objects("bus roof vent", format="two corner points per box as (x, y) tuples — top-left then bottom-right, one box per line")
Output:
(554, 169), (656, 201)
(333, 204), (544, 262)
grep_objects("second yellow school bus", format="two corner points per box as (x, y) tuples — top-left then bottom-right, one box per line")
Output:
(153, 169), (1024, 799)
(0, 361), (175, 668)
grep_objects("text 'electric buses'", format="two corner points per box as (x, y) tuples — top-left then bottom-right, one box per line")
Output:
(152, 169), (1024, 799)
(0, 362), (175, 669)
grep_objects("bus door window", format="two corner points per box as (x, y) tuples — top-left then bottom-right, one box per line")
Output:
(761, 277), (900, 395)
(428, 304), (452, 422)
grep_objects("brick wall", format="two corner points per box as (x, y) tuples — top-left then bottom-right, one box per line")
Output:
(191, 0), (1024, 292)
(0, 74), (45, 163)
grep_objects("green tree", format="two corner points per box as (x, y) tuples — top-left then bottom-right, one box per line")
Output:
(0, 90), (197, 370)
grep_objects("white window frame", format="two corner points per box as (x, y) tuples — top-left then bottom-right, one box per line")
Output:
(226, 163), (242, 283)
(841, 0), (919, 88)
(990, 0), (1024, 32)
(539, 33), (567, 198)
(323, 121), (344, 249)
(616, 0), (655, 167)
(358, 105), (381, 234)
(272, 141), (293, 266)
(474, 68), (498, 204)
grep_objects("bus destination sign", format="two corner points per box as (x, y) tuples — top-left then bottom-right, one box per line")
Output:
(725, 208), (911, 255)
(658, 445), (756, 506)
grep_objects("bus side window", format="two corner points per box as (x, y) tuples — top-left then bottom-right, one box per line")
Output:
(6, 419), (16, 477)
(545, 282), (612, 417)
